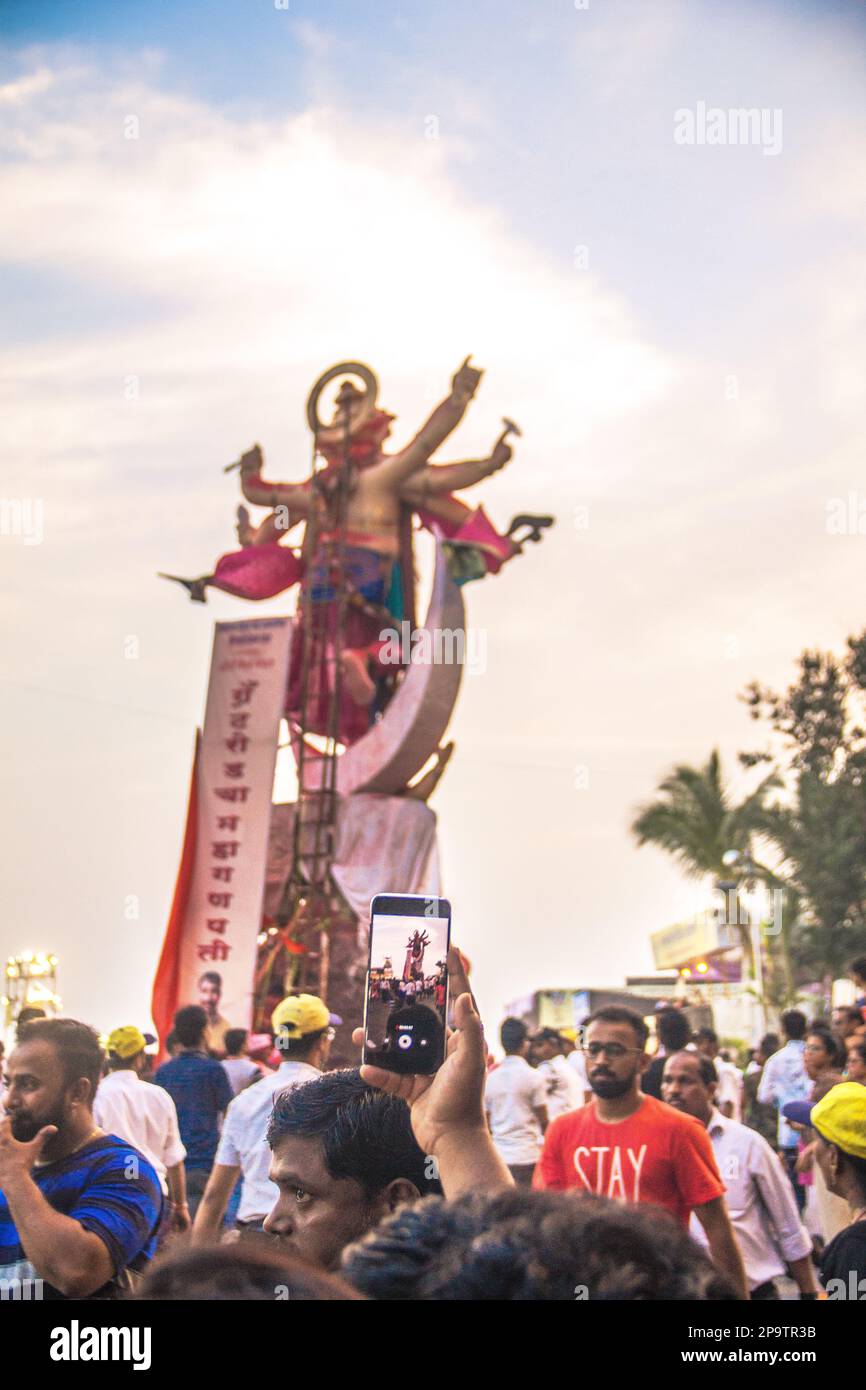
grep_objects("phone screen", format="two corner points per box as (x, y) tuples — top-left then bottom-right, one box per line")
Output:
(362, 895), (451, 1075)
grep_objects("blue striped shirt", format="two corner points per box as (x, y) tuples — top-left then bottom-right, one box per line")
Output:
(0, 1133), (163, 1299)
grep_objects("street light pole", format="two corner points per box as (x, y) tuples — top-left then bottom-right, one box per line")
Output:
(719, 850), (767, 1033)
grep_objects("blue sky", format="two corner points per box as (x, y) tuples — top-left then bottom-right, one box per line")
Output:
(4, 0), (864, 349)
(1, 0), (865, 1034)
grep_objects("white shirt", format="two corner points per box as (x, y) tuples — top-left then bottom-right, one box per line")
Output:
(689, 1109), (812, 1290)
(215, 1060), (320, 1222)
(484, 1056), (547, 1165)
(93, 1069), (186, 1193)
(222, 1057), (261, 1095)
(538, 1055), (581, 1119)
(567, 1048), (591, 1100)
(713, 1056), (743, 1122)
(757, 1040), (810, 1148)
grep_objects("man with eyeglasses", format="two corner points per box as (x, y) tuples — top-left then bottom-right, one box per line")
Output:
(192, 994), (340, 1241)
(535, 1005), (748, 1298)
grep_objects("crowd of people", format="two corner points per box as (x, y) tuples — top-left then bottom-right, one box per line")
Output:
(1, 952), (865, 1301)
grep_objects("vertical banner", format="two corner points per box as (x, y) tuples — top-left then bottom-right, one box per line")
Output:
(163, 617), (293, 1037)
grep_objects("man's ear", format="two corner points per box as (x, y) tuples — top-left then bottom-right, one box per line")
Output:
(636, 1050), (650, 1075)
(69, 1075), (93, 1109)
(829, 1144), (842, 1183)
(383, 1177), (421, 1214)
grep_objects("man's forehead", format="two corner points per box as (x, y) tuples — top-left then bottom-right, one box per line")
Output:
(664, 1052), (703, 1079)
(270, 1133), (330, 1183)
(585, 1020), (638, 1041)
(7, 1039), (57, 1075)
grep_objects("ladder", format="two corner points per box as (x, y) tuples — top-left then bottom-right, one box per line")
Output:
(261, 384), (359, 1003)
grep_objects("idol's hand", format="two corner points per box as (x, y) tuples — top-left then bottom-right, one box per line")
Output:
(486, 438), (513, 473)
(451, 356), (483, 404)
(238, 443), (264, 476)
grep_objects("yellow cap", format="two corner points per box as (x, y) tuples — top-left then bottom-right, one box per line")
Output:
(107, 1026), (148, 1060)
(271, 994), (339, 1040)
(811, 1082), (866, 1159)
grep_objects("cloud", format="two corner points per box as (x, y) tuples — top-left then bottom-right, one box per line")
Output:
(1, 31), (865, 1033)
(0, 60), (672, 434)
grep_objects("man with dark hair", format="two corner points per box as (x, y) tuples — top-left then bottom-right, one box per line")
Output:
(193, 994), (339, 1241)
(342, 1188), (739, 1301)
(832, 1005), (863, 1046)
(743, 1032), (781, 1145)
(695, 1027), (743, 1120)
(535, 1004), (748, 1297)
(531, 1027), (581, 1118)
(641, 1007), (691, 1099)
(661, 1051), (817, 1300)
(806, 1083), (866, 1291)
(93, 1026), (189, 1235)
(138, 1241), (362, 1301)
(757, 1008), (810, 1209)
(154, 1005), (233, 1217)
(221, 1029), (260, 1096)
(197, 971), (231, 1056)
(846, 1037), (866, 1083)
(848, 957), (866, 1017)
(0, 1018), (162, 1298)
(263, 1067), (442, 1269)
(483, 1017), (548, 1185)
(15, 1006), (47, 1038)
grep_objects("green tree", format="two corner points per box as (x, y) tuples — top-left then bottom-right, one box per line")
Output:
(741, 631), (866, 997)
(631, 750), (779, 974)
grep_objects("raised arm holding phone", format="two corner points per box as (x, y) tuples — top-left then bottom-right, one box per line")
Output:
(356, 931), (514, 1200)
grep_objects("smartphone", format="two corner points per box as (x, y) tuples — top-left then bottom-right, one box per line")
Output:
(362, 893), (451, 1075)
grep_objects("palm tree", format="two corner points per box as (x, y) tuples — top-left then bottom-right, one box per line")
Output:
(631, 750), (780, 976)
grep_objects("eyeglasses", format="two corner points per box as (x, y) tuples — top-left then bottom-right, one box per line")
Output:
(581, 1042), (644, 1060)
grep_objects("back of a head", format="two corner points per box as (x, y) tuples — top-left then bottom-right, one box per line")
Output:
(173, 1005), (208, 1049)
(223, 1028), (248, 1058)
(16, 1006), (47, 1042)
(266, 1068), (441, 1200)
(342, 1190), (738, 1301)
(16, 1017), (103, 1102)
(760, 1032), (780, 1057)
(849, 955), (866, 984)
(781, 1009), (807, 1041)
(500, 1016), (527, 1055)
(136, 1241), (363, 1301)
(656, 1008), (691, 1053)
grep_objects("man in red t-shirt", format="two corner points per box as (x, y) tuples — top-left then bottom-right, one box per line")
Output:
(535, 1005), (748, 1298)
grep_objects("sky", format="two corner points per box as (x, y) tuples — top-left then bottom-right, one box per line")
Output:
(1, 0), (865, 1039)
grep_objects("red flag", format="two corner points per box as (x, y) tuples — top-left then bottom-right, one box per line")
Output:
(151, 730), (200, 1060)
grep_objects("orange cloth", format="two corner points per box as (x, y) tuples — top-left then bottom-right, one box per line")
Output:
(534, 1094), (725, 1227)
